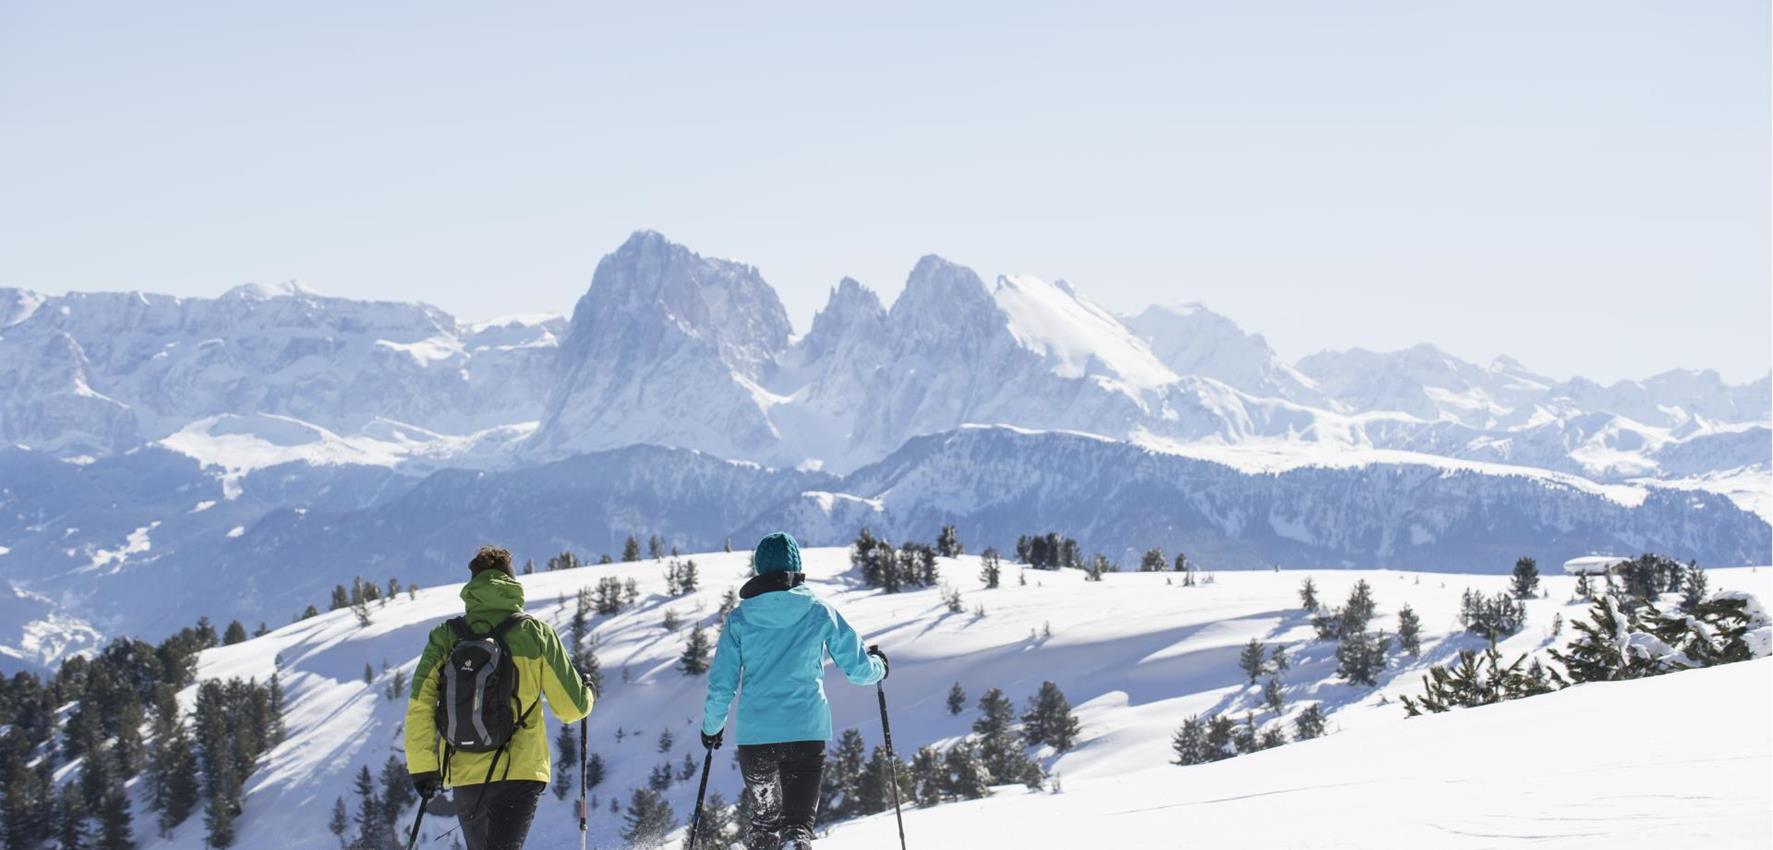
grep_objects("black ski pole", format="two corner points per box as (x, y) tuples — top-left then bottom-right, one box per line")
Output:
(876, 681), (907, 850)
(404, 787), (432, 850)
(684, 744), (715, 850)
(578, 716), (589, 850)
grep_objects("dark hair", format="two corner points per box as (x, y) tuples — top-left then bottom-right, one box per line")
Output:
(469, 545), (513, 576)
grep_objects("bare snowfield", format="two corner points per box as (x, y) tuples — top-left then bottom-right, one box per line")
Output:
(167, 548), (1771, 849)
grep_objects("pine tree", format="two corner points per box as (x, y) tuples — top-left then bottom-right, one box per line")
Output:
(1020, 681), (1081, 752)
(1397, 604), (1423, 657)
(978, 549), (1001, 589)
(936, 525), (963, 558)
(623, 578), (641, 608)
(1510, 556), (1540, 599)
(593, 577), (623, 615)
(620, 788), (675, 847)
(1400, 646), (1561, 715)
(96, 778), (134, 850)
(1680, 565), (1709, 612)
(327, 797), (348, 848)
(202, 764), (239, 849)
(657, 729), (674, 754)
(648, 535), (665, 561)
(147, 685), (198, 836)
(622, 536), (641, 562)
(549, 720), (577, 802)
(1170, 716), (1206, 766)
(685, 789), (733, 850)
(1203, 715), (1236, 761)
(222, 620), (247, 646)
(1574, 571), (1592, 600)
(378, 755), (414, 837)
(939, 743), (992, 800)
(857, 745), (908, 816)
(679, 752), (697, 782)
(112, 698), (145, 779)
(1268, 643), (1289, 673)
(648, 762), (673, 792)
(821, 729), (867, 822)
(1238, 638), (1266, 684)
(909, 747), (945, 807)
(1298, 577), (1319, 612)
(1262, 677), (1285, 715)
(662, 610), (681, 632)
(972, 688), (1033, 784)
(679, 624), (712, 675)
(1293, 704), (1326, 740)
(586, 752), (605, 790)
(56, 783), (89, 850)
(946, 683), (967, 716)
(346, 764), (382, 850)
(1139, 548), (1166, 572)
(1343, 580), (1377, 633)
(1335, 629), (1391, 686)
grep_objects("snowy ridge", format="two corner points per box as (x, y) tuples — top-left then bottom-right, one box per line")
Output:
(126, 548), (1772, 849)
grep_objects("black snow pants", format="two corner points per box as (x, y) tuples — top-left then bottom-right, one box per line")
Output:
(738, 740), (826, 847)
(457, 779), (545, 850)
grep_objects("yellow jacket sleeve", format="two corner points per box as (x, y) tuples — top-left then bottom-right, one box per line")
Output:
(403, 625), (448, 775)
(536, 620), (593, 724)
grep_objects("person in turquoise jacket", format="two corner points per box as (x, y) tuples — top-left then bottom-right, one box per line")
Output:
(701, 532), (887, 850)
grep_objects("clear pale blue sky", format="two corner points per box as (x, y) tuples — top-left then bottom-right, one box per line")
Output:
(2, 2), (1767, 382)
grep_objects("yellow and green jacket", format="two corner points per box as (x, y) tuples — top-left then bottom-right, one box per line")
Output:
(404, 570), (592, 786)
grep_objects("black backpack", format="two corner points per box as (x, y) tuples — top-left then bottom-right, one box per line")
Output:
(434, 613), (536, 759)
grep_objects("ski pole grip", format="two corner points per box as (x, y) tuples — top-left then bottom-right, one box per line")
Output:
(575, 799), (588, 819)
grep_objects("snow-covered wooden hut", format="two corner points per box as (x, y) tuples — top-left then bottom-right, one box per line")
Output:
(1563, 555), (1628, 576)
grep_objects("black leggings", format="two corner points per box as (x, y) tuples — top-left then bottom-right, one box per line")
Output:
(738, 741), (825, 844)
(457, 780), (545, 850)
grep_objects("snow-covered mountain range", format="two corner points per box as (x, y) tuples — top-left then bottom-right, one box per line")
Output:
(0, 230), (1767, 670)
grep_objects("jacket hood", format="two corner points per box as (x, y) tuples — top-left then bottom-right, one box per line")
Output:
(740, 570), (804, 599)
(735, 582), (817, 629)
(460, 569), (526, 631)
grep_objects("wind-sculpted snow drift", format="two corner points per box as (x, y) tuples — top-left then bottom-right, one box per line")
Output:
(0, 230), (1767, 667)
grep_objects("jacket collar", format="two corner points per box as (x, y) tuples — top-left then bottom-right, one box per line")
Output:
(740, 570), (805, 600)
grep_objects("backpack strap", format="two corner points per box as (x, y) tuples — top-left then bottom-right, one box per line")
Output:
(489, 612), (530, 642)
(445, 616), (474, 642)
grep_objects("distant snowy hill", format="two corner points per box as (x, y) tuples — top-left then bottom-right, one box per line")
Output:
(125, 549), (1773, 850)
(1, 426), (1764, 673)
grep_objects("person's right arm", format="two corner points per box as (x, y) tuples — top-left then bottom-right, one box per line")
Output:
(824, 604), (885, 685)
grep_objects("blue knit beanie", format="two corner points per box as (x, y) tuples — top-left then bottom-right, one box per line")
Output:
(753, 532), (802, 574)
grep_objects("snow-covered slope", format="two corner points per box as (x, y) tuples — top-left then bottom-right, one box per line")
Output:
(134, 548), (1772, 850)
(831, 657), (1773, 850)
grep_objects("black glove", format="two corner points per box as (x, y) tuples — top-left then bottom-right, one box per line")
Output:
(701, 729), (724, 750)
(868, 644), (889, 680)
(411, 771), (440, 799)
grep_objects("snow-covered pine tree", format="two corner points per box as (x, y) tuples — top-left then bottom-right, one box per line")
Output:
(940, 743), (992, 800)
(1510, 556), (1540, 600)
(1680, 565), (1709, 612)
(348, 765), (378, 850)
(1239, 639), (1266, 684)
(858, 745), (910, 816)
(910, 747), (945, 806)
(1299, 577), (1319, 612)
(821, 729), (867, 822)
(1139, 548), (1166, 572)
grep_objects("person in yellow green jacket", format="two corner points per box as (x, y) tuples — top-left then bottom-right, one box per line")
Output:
(404, 546), (592, 850)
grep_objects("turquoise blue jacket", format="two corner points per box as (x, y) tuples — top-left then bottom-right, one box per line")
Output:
(701, 577), (885, 745)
